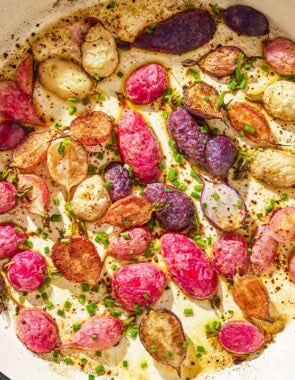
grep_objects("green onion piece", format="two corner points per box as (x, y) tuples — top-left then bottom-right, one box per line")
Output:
(191, 192), (200, 199)
(94, 232), (109, 248)
(168, 167), (177, 181)
(236, 199), (243, 208)
(82, 283), (90, 292)
(91, 335), (98, 340)
(187, 68), (202, 82)
(78, 294), (86, 305)
(95, 351), (102, 357)
(280, 193), (288, 201)
(45, 301), (54, 309)
(110, 263), (118, 270)
(95, 365), (105, 374)
(203, 96), (210, 103)
(97, 151), (104, 160)
(212, 192), (220, 201)
(239, 131), (245, 138)
(88, 375), (95, 380)
(228, 80), (238, 90)
(103, 180), (113, 189)
(67, 97), (79, 103)
(216, 91), (225, 109)
(123, 164), (133, 177)
(122, 360), (128, 368)
(57, 309), (65, 317)
(150, 345), (157, 352)
(64, 300), (72, 310)
(183, 341), (189, 348)
(202, 203), (207, 209)
(64, 357), (73, 365)
(143, 293), (150, 300)
(134, 304), (141, 314)
(88, 165), (97, 174)
(111, 310), (122, 317)
(96, 93), (106, 102)
(127, 323), (138, 338)
(264, 198), (275, 212)
(184, 308), (194, 316)
(236, 53), (244, 82)
(72, 322), (81, 331)
(104, 298), (116, 308)
(200, 126), (209, 133)
(121, 232), (130, 239)
(50, 214), (62, 222)
(196, 345), (206, 353)
(158, 162), (165, 170)
(168, 139), (176, 148)
(162, 111), (169, 119)
(244, 124), (255, 133)
(140, 361), (148, 369)
(86, 303), (97, 316)
(24, 239), (33, 249)
(167, 351), (173, 359)
(68, 106), (76, 115)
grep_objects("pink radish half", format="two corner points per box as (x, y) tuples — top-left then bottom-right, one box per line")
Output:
(268, 207), (295, 243)
(219, 320), (265, 354)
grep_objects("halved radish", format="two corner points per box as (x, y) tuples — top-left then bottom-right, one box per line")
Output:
(0, 181), (17, 214)
(219, 321), (265, 354)
(18, 174), (50, 217)
(268, 207), (295, 242)
(200, 178), (247, 231)
(17, 55), (34, 96)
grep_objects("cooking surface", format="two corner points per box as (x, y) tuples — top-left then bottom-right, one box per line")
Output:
(0, 1), (295, 379)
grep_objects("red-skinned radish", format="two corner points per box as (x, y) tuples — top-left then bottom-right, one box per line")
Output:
(17, 55), (34, 96)
(264, 37), (295, 76)
(108, 228), (152, 260)
(250, 226), (278, 274)
(212, 233), (249, 278)
(268, 207), (295, 243)
(0, 224), (26, 258)
(112, 263), (166, 312)
(200, 178), (247, 232)
(16, 308), (58, 354)
(0, 81), (44, 126)
(219, 321), (265, 355)
(0, 181), (17, 214)
(160, 233), (218, 300)
(7, 250), (47, 292)
(18, 174), (50, 217)
(60, 315), (123, 351)
(0, 121), (25, 150)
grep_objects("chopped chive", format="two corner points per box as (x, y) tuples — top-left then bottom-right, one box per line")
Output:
(200, 126), (209, 133)
(196, 345), (206, 353)
(212, 320), (221, 330)
(144, 249), (153, 258)
(91, 335), (98, 340)
(236, 199), (243, 208)
(97, 151), (104, 160)
(67, 97), (79, 103)
(168, 139), (176, 148)
(216, 91), (225, 109)
(121, 232), (130, 239)
(280, 193), (288, 201)
(72, 322), (81, 331)
(194, 183), (203, 191)
(228, 80), (238, 90)
(96, 93), (106, 102)
(184, 308), (194, 316)
(212, 192), (220, 201)
(173, 152), (184, 163)
(64, 357), (73, 365)
(150, 345), (157, 352)
(140, 361), (148, 369)
(45, 301), (54, 309)
(236, 53), (244, 82)
(14, 226), (21, 232)
(203, 96), (210, 103)
(134, 304), (141, 314)
(158, 162), (165, 170)
(86, 303), (97, 316)
(123, 164), (133, 177)
(191, 192), (200, 199)
(94, 74), (101, 81)
(55, 122), (62, 129)
(41, 292), (48, 301)
(88, 164), (97, 174)
(95, 351), (102, 357)
(167, 351), (173, 359)
(24, 239), (33, 249)
(164, 187), (173, 193)
(146, 22), (157, 34)
(239, 131), (245, 138)
(19, 295), (25, 303)
(95, 365), (105, 374)
(88, 375), (95, 380)
(168, 167), (177, 181)
(244, 124), (255, 134)
(57, 309), (65, 317)
(162, 111), (169, 119)
(187, 68), (202, 82)
(183, 341), (189, 348)
(103, 180), (113, 189)
(64, 300), (72, 310)
(122, 360), (128, 368)
(202, 203), (207, 209)
(68, 106), (76, 115)
(127, 323), (138, 338)
(94, 232), (109, 248)
(104, 298), (116, 308)
(264, 198), (275, 212)
(50, 214), (62, 222)
(261, 64), (270, 72)
(79, 294), (86, 304)
(111, 310), (122, 317)
(110, 263), (118, 270)
(82, 283), (90, 292)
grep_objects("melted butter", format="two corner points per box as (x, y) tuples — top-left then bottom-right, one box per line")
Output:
(0, 0), (295, 379)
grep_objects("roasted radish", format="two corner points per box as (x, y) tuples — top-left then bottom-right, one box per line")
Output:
(0, 224), (26, 259)
(0, 181), (17, 214)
